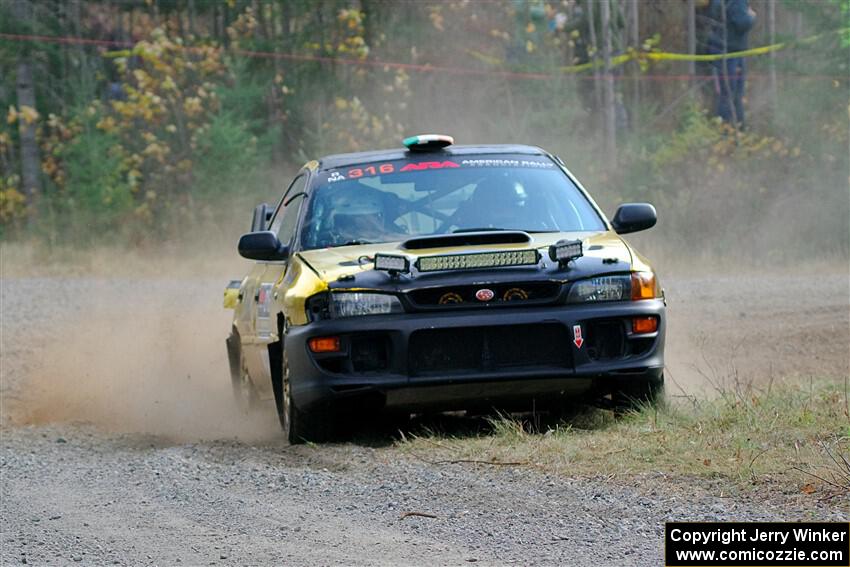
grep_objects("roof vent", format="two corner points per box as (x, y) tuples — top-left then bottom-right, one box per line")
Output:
(403, 134), (454, 152)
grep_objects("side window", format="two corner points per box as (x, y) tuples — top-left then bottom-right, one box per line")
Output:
(274, 193), (305, 246)
(269, 175), (308, 244)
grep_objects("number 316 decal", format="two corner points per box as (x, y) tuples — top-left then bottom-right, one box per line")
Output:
(348, 164), (395, 178)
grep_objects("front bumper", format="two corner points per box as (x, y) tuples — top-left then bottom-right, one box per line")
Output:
(285, 299), (665, 412)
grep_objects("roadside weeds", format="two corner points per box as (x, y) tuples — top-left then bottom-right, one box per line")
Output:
(397, 378), (850, 504)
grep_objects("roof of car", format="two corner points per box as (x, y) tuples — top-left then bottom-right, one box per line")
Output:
(317, 144), (547, 171)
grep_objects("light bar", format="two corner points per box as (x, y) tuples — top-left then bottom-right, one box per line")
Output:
(403, 134), (454, 151)
(549, 239), (583, 266)
(416, 249), (539, 272)
(374, 253), (410, 274)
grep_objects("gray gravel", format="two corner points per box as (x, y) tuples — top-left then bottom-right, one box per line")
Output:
(1, 275), (848, 566)
(5, 425), (843, 567)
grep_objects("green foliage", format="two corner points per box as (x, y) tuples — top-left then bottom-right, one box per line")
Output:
(61, 118), (132, 217)
(192, 109), (267, 197)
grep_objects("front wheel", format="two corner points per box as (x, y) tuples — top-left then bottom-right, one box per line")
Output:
(279, 352), (334, 444)
(612, 373), (665, 411)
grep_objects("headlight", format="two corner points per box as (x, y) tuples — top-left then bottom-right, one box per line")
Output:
(331, 293), (404, 318)
(567, 275), (630, 303)
(566, 272), (660, 303)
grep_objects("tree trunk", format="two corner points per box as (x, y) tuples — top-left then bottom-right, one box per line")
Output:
(768, 0), (777, 117)
(254, 0), (267, 40)
(12, 0), (43, 212)
(586, 0), (603, 116)
(687, 0), (696, 76)
(601, 0), (617, 162)
(630, 0), (640, 128)
(187, 0), (196, 37)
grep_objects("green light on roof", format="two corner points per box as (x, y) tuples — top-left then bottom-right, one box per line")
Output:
(403, 134), (454, 151)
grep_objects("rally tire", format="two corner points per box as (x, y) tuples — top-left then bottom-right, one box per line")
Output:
(280, 352), (333, 444)
(612, 373), (665, 411)
(227, 333), (259, 412)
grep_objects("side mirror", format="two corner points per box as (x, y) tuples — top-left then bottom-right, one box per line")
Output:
(250, 203), (273, 232)
(238, 231), (289, 261)
(611, 203), (657, 234)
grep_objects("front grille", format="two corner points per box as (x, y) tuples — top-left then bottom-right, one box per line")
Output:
(407, 282), (560, 309)
(409, 323), (571, 376)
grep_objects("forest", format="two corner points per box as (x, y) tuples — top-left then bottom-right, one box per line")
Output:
(1, 0), (847, 260)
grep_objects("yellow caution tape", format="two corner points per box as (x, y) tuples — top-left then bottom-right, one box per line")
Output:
(644, 42), (785, 62)
(552, 27), (848, 74)
(465, 49), (504, 67)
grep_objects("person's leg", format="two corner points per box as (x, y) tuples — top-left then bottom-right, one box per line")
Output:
(713, 60), (733, 123)
(733, 58), (746, 128)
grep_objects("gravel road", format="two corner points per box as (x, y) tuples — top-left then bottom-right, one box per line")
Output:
(1, 272), (848, 565)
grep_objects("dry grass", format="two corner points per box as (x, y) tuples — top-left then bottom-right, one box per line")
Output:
(398, 378), (850, 497)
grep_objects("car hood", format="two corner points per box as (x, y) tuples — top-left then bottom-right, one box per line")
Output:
(297, 231), (641, 288)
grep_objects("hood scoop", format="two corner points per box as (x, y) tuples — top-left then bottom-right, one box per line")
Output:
(402, 231), (531, 250)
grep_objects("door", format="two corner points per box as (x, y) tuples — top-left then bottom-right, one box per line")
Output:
(242, 174), (308, 399)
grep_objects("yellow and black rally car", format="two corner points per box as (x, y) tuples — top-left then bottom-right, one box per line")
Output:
(225, 135), (665, 443)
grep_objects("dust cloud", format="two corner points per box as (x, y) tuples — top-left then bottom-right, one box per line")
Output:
(2, 273), (280, 442)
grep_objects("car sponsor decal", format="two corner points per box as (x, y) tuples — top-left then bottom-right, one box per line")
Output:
(256, 283), (274, 338)
(572, 324), (584, 348)
(399, 161), (460, 171)
(323, 155), (556, 182)
(460, 158), (554, 168)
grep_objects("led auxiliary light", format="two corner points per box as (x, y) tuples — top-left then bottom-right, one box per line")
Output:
(549, 239), (583, 267)
(373, 253), (410, 275)
(416, 249), (539, 273)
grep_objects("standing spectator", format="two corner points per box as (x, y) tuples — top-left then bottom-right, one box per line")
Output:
(707, 0), (756, 128)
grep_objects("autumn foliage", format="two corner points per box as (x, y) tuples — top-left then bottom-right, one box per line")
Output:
(0, 0), (847, 256)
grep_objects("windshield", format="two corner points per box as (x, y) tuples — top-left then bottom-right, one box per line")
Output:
(300, 154), (606, 250)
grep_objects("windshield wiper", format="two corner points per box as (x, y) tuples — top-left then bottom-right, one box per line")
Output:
(338, 239), (373, 246)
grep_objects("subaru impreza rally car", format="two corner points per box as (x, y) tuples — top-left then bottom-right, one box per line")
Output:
(225, 135), (664, 443)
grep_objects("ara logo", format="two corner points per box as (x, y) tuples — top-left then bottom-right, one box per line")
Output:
(400, 161), (460, 172)
(475, 288), (495, 302)
(572, 324), (584, 348)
